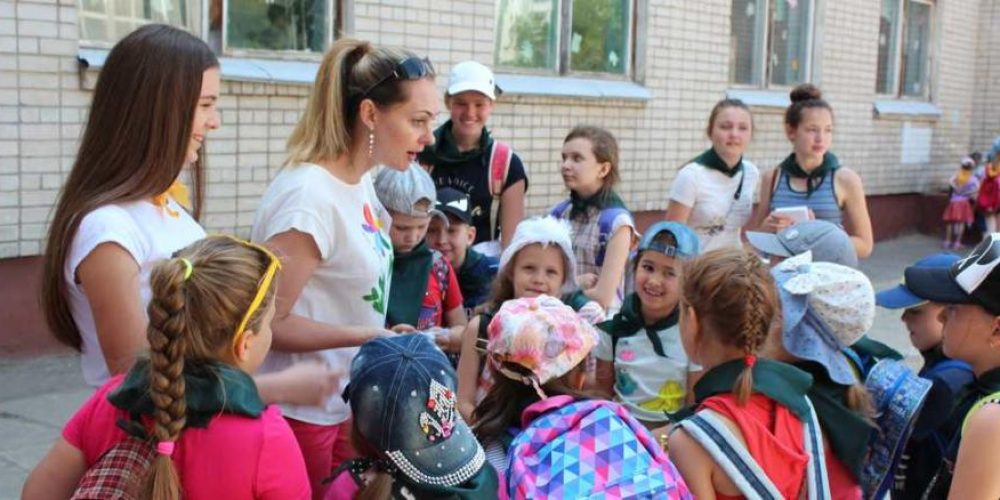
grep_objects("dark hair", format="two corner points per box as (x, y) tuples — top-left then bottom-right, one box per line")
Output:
(564, 125), (620, 192)
(42, 24), (218, 350)
(705, 98), (754, 137)
(785, 84), (833, 129)
(634, 231), (679, 272)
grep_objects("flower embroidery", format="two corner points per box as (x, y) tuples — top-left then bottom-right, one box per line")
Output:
(419, 379), (456, 442)
(638, 380), (685, 413)
(616, 369), (638, 396)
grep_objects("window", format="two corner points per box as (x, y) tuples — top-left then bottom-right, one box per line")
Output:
(730, 0), (814, 87)
(494, 0), (636, 77)
(877, 0), (933, 97)
(79, 0), (197, 45)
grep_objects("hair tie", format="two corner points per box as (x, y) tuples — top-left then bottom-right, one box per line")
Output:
(179, 258), (193, 281)
(156, 441), (175, 456)
(744, 355), (757, 368)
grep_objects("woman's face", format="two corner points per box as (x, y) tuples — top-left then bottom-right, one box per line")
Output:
(187, 67), (221, 164)
(787, 107), (833, 163)
(372, 78), (440, 170)
(709, 106), (753, 162)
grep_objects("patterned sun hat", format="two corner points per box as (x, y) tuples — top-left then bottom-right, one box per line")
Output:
(486, 295), (599, 393)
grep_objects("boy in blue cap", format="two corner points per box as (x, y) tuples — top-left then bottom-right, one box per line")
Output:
(877, 252), (973, 499)
(595, 221), (702, 431)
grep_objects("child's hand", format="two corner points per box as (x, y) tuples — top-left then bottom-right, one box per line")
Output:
(271, 361), (342, 407)
(576, 272), (599, 290)
(391, 324), (416, 333)
(433, 326), (465, 353)
(762, 212), (794, 233)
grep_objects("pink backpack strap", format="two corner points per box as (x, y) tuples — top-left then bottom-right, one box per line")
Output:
(487, 141), (513, 241)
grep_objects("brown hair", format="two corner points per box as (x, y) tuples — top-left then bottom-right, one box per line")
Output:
(634, 230), (679, 273)
(285, 38), (434, 166)
(564, 125), (620, 192)
(42, 24), (217, 350)
(705, 98), (754, 137)
(142, 236), (278, 500)
(681, 248), (778, 404)
(784, 83), (833, 129)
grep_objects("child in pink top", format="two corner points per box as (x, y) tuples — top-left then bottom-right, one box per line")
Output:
(23, 236), (311, 500)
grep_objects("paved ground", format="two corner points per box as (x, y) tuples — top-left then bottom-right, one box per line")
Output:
(0, 232), (945, 499)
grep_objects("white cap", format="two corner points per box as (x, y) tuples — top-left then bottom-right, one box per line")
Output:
(498, 216), (577, 293)
(447, 61), (499, 100)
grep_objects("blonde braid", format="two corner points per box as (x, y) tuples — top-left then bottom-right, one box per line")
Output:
(733, 251), (772, 404)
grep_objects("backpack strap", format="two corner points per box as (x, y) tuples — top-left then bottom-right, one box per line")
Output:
(475, 311), (495, 358)
(549, 199), (572, 218)
(923, 359), (971, 379)
(961, 390), (1000, 436)
(487, 141), (513, 241)
(596, 207), (629, 267)
(431, 250), (450, 300)
(801, 397), (832, 500)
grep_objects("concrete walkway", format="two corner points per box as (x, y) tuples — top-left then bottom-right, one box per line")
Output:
(0, 232), (946, 499)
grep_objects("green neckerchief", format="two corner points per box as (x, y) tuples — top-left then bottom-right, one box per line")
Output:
(458, 247), (492, 297)
(671, 358), (813, 422)
(386, 240), (434, 327)
(695, 148), (743, 178)
(396, 463), (499, 499)
(108, 359), (264, 429)
(568, 189), (627, 220)
(794, 360), (875, 480)
(853, 335), (903, 361)
(598, 293), (678, 357)
(778, 152), (840, 197)
(418, 120), (493, 169)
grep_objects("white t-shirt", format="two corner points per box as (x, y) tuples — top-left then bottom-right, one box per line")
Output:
(252, 163), (393, 426)
(669, 160), (759, 252)
(594, 320), (698, 423)
(66, 198), (206, 387)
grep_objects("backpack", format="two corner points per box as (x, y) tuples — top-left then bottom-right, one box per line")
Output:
(505, 395), (690, 499)
(676, 397), (831, 500)
(960, 390), (1000, 436)
(487, 141), (513, 242)
(549, 200), (629, 267)
(71, 435), (156, 500)
(431, 249), (450, 301)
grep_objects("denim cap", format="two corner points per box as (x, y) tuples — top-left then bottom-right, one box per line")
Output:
(860, 359), (932, 499)
(875, 253), (960, 309)
(374, 163), (445, 221)
(747, 220), (858, 267)
(498, 216), (577, 293)
(905, 233), (1000, 316)
(637, 221), (700, 259)
(772, 252), (875, 386)
(348, 334), (485, 487)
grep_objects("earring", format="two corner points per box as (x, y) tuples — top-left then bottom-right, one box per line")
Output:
(368, 128), (375, 158)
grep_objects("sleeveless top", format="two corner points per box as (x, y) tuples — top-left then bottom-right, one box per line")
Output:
(770, 169), (842, 226)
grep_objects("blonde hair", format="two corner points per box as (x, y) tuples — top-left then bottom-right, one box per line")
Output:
(285, 38), (433, 166)
(143, 236), (278, 500)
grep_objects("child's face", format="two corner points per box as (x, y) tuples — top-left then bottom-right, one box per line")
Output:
(941, 303), (998, 363)
(634, 251), (681, 320)
(512, 244), (565, 299)
(241, 299), (275, 374)
(426, 215), (475, 266)
(447, 91), (494, 140)
(561, 137), (609, 198)
(389, 211), (431, 253)
(709, 106), (753, 161)
(901, 302), (945, 352)
(786, 107), (833, 163)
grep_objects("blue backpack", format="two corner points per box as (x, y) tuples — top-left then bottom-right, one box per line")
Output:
(549, 200), (629, 267)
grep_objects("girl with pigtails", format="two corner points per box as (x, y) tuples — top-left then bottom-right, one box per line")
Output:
(668, 248), (834, 500)
(24, 236), (309, 499)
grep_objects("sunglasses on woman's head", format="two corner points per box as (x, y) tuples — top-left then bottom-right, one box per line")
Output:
(361, 56), (434, 98)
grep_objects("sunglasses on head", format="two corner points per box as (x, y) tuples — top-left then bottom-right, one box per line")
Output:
(361, 56), (434, 98)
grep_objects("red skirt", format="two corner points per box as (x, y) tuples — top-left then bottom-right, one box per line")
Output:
(943, 200), (975, 223)
(979, 177), (1000, 213)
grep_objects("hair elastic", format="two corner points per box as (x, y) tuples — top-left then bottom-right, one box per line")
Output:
(156, 441), (175, 456)
(179, 258), (194, 281)
(744, 354), (757, 368)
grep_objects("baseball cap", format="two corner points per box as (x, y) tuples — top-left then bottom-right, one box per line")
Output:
(747, 220), (858, 267)
(446, 61), (500, 100)
(498, 216), (577, 292)
(905, 233), (1000, 316)
(347, 334), (486, 487)
(961, 156), (975, 168)
(486, 295), (599, 392)
(875, 253), (961, 309)
(637, 221), (700, 258)
(772, 252), (875, 386)
(374, 164), (444, 220)
(435, 187), (472, 225)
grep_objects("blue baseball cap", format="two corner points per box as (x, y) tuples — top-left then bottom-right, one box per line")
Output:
(637, 221), (700, 258)
(875, 253), (960, 309)
(347, 334), (486, 487)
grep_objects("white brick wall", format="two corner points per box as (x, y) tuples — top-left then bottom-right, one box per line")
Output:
(1, 0), (995, 258)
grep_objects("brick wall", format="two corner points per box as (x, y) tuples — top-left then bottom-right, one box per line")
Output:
(0, 0), (993, 257)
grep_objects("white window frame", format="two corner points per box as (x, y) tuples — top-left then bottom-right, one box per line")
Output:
(493, 0), (641, 81)
(217, 0), (340, 59)
(877, 0), (934, 100)
(729, 0), (817, 90)
(78, 0), (201, 48)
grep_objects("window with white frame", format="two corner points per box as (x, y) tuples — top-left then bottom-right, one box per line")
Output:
(79, 0), (197, 46)
(877, 0), (933, 98)
(494, 0), (636, 77)
(730, 0), (814, 87)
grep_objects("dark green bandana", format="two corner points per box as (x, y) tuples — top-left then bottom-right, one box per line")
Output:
(568, 189), (627, 220)
(418, 120), (493, 169)
(671, 358), (813, 422)
(695, 148), (743, 178)
(598, 293), (678, 357)
(778, 152), (840, 197)
(458, 248), (492, 298)
(386, 240), (434, 327)
(966, 365), (1000, 399)
(853, 336), (903, 362)
(108, 359), (264, 429)
(795, 361), (875, 480)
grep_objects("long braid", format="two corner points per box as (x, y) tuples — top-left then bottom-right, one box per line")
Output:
(733, 253), (772, 404)
(143, 259), (190, 500)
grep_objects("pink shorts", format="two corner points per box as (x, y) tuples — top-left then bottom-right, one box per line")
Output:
(286, 418), (357, 500)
